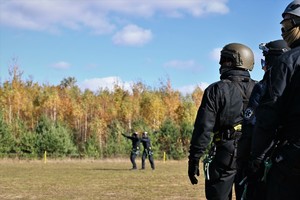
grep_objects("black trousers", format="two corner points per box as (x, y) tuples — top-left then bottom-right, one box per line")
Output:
(142, 149), (155, 169)
(235, 161), (267, 200)
(266, 143), (300, 200)
(266, 164), (300, 200)
(205, 140), (238, 200)
(130, 150), (139, 169)
(205, 159), (236, 200)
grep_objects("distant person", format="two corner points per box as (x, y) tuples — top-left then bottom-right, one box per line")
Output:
(122, 132), (140, 170)
(140, 132), (155, 170)
(188, 43), (256, 200)
(236, 39), (289, 200)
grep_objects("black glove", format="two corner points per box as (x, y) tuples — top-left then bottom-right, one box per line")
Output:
(246, 158), (263, 183)
(188, 159), (200, 185)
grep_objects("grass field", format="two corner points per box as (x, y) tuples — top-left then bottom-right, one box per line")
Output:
(0, 159), (207, 200)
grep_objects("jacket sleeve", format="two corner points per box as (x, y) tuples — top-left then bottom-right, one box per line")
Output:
(189, 84), (219, 161)
(122, 134), (132, 140)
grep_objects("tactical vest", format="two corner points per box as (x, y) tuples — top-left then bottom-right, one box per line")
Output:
(215, 76), (256, 142)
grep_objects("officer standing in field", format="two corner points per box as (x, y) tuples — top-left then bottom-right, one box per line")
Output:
(247, 1), (300, 199)
(122, 132), (140, 170)
(140, 132), (155, 170)
(188, 43), (256, 200)
(236, 40), (289, 200)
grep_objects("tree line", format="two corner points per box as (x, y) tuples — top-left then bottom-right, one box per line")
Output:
(0, 64), (204, 159)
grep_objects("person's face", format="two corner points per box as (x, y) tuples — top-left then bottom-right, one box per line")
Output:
(281, 18), (295, 33)
(281, 14), (300, 33)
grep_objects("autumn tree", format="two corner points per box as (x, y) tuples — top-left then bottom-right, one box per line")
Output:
(0, 63), (204, 159)
(192, 86), (204, 108)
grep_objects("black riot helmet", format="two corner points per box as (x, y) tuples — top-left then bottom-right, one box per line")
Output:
(219, 43), (254, 74)
(259, 40), (290, 69)
(132, 132), (138, 138)
(142, 132), (148, 138)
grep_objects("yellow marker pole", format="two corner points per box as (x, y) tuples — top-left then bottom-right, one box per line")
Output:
(44, 151), (47, 164)
(163, 152), (166, 163)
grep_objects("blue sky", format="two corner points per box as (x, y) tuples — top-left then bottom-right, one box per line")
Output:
(0, 0), (291, 94)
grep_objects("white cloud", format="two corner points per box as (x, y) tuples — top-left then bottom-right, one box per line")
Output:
(197, 82), (210, 90)
(0, 0), (229, 34)
(52, 61), (71, 69)
(178, 82), (209, 95)
(202, 0), (229, 15)
(164, 59), (202, 71)
(0, 0), (115, 34)
(79, 76), (132, 92)
(210, 47), (222, 61)
(112, 24), (152, 46)
(79, 76), (208, 95)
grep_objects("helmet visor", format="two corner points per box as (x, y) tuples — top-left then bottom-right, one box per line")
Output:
(259, 43), (269, 52)
(261, 59), (266, 69)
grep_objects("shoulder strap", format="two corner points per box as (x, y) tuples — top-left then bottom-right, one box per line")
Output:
(232, 81), (248, 99)
(230, 78), (255, 111)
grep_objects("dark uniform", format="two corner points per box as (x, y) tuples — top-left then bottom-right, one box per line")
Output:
(188, 43), (256, 200)
(249, 1), (300, 200)
(236, 40), (290, 200)
(140, 132), (155, 170)
(122, 132), (140, 170)
(236, 80), (266, 200)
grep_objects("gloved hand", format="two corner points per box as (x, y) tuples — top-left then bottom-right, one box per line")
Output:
(188, 159), (200, 185)
(245, 158), (263, 183)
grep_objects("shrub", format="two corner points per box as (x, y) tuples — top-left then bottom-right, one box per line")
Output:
(35, 115), (77, 157)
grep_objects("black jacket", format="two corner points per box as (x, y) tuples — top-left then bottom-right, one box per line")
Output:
(141, 137), (152, 150)
(122, 134), (140, 150)
(251, 40), (300, 160)
(189, 69), (256, 161)
(237, 80), (266, 162)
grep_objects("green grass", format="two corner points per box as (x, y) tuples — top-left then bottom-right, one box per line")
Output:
(0, 159), (206, 200)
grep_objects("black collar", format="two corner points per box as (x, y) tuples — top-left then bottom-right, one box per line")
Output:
(290, 38), (300, 48)
(220, 69), (251, 81)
